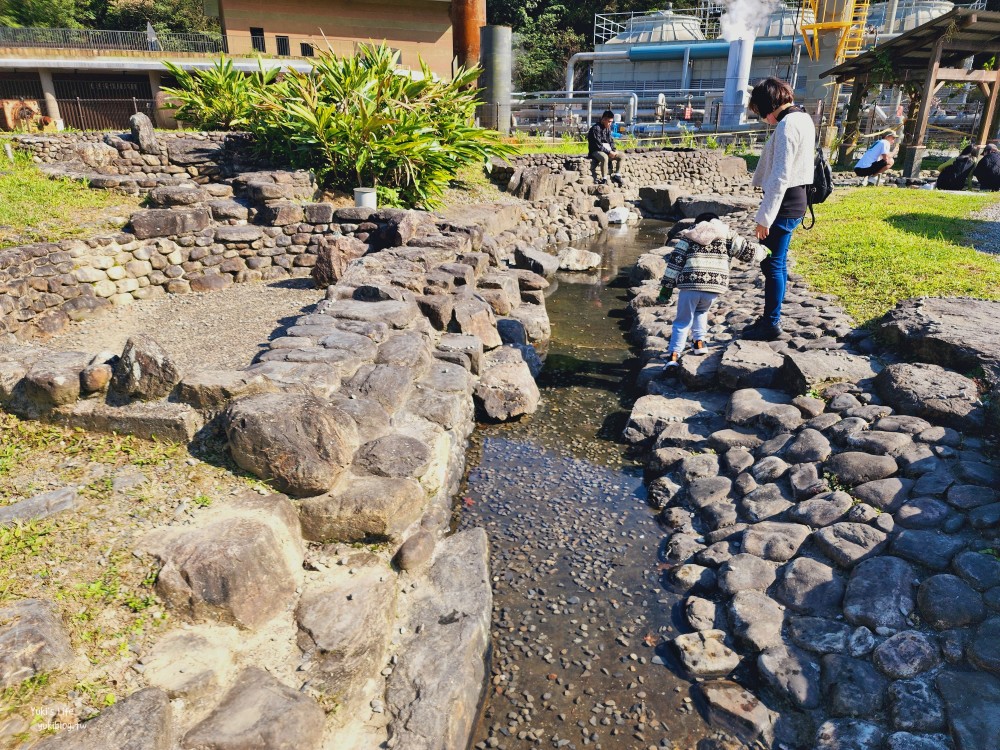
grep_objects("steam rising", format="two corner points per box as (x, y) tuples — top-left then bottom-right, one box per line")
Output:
(720, 0), (779, 41)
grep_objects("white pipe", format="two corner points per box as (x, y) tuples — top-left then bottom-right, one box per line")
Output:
(681, 46), (691, 91)
(565, 50), (628, 97)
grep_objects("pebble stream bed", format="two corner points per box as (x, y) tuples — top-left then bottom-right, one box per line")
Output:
(458, 222), (728, 750)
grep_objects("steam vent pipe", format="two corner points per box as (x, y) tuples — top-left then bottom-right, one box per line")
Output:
(451, 0), (487, 69)
(721, 38), (754, 129)
(479, 25), (513, 134)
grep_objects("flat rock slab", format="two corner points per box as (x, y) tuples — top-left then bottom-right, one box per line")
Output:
(742, 522), (811, 562)
(815, 719), (885, 750)
(890, 529), (967, 571)
(728, 590), (785, 652)
(718, 340), (783, 389)
(825, 452), (898, 487)
(0, 599), (74, 688)
(936, 669), (1000, 750)
(875, 362), (986, 433)
(182, 667), (324, 750)
(386, 528), (491, 750)
(727, 388), (803, 433)
(758, 643), (821, 708)
(623, 392), (727, 444)
(879, 297), (1000, 384)
(843, 556), (916, 630)
(821, 653), (887, 717)
(780, 350), (881, 394)
(968, 616), (1000, 675)
(55, 398), (205, 443)
(36, 687), (172, 750)
(917, 573), (986, 630)
(873, 630), (941, 679)
(474, 347), (540, 421)
(296, 474), (426, 543)
(773, 557), (845, 616)
(176, 370), (276, 412)
(813, 522), (889, 568)
(0, 487), (78, 526)
(675, 193), (759, 217)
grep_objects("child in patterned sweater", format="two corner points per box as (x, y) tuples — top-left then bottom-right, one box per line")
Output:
(658, 213), (770, 369)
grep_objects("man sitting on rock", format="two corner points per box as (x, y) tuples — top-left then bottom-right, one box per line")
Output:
(973, 143), (1000, 191)
(588, 110), (624, 186)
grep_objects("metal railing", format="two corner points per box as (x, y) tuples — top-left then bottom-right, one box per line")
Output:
(56, 98), (157, 131)
(0, 27), (225, 53)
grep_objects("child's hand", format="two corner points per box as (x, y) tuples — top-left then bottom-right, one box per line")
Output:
(657, 288), (674, 304)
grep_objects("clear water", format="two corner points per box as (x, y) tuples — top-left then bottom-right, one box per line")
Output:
(458, 222), (722, 750)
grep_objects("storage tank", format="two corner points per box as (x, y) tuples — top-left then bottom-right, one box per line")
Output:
(866, 0), (954, 33)
(758, 4), (815, 38)
(605, 9), (706, 45)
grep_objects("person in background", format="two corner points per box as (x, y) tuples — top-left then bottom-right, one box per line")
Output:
(936, 144), (980, 191)
(854, 130), (897, 184)
(973, 143), (1000, 191)
(742, 77), (816, 342)
(658, 213), (770, 369)
(588, 110), (624, 186)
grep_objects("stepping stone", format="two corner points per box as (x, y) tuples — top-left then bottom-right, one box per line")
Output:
(773, 557), (845, 616)
(787, 491), (854, 527)
(788, 616), (852, 655)
(873, 631), (941, 679)
(912, 468), (956, 497)
(821, 653), (887, 717)
(916, 574), (986, 630)
(726, 388), (803, 433)
(354, 434), (432, 479)
(886, 733), (951, 750)
(894, 497), (951, 529)
(780, 349), (881, 394)
(738, 483), (793, 522)
(945, 484), (998, 510)
(785, 428), (832, 463)
(142, 631), (234, 705)
(673, 629), (739, 677)
(728, 590), (785, 652)
(968, 616), (1000, 675)
(35, 688), (172, 750)
(888, 678), (946, 733)
(936, 670), (1000, 750)
(718, 340), (783, 389)
(813, 523), (888, 568)
(742, 522), (811, 562)
(815, 719), (885, 750)
(758, 644), (821, 708)
(846, 430), (914, 457)
(851, 478), (913, 513)
(717, 553), (778, 596)
(952, 550), (1000, 591)
(182, 668), (324, 750)
(825, 452), (898, 487)
(843, 556), (916, 630)
(890, 529), (966, 571)
(875, 362), (986, 433)
(685, 596), (722, 631)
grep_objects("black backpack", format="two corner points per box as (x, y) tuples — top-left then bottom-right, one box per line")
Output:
(803, 147), (833, 230)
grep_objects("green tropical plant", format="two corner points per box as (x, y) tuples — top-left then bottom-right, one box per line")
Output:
(247, 44), (517, 208)
(160, 57), (277, 131)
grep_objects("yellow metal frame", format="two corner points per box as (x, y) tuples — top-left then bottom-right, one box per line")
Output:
(799, 0), (872, 62)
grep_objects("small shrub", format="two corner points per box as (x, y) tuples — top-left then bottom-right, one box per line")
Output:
(161, 57), (277, 131)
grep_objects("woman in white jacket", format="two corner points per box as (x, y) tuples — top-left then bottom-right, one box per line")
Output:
(742, 78), (816, 341)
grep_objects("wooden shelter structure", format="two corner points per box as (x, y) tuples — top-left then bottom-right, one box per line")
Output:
(823, 7), (1000, 176)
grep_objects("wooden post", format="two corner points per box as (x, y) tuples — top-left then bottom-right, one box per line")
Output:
(976, 70), (1000, 145)
(902, 36), (945, 178)
(838, 77), (867, 166)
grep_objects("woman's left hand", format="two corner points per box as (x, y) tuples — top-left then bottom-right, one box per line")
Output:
(756, 223), (769, 240)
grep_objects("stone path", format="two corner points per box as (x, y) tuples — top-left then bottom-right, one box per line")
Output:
(40, 277), (321, 371)
(966, 198), (1000, 256)
(625, 220), (1000, 750)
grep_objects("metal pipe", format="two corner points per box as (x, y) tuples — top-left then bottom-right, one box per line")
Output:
(451, 0), (487, 70)
(565, 50), (629, 97)
(628, 38), (795, 62)
(479, 25), (513, 133)
(681, 46), (691, 90)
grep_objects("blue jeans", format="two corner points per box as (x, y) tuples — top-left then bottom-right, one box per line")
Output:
(760, 216), (801, 327)
(668, 290), (717, 354)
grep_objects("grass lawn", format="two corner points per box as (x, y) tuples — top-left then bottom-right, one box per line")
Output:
(792, 187), (1000, 326)
(0, 147), (142, 250)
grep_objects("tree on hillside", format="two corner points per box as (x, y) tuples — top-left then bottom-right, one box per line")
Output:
(0, 0), (218, 32)
(488, 0), (697, 91)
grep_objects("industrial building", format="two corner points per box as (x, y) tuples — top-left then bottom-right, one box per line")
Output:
(0, 0), (484, 131)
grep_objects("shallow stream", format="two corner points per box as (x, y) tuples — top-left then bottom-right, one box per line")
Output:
(458, 222), (724, 750)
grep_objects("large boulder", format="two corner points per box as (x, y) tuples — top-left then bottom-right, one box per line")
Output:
(674, 193), (758, 218)
(875, 362), (986, 432)
(182, 668), (324, 750)
(130, 208), (211, 240)
(779, 350), (881, 394)
(111, 336), (183, 401)
(386, 529), (492, 750)
(311, 235), (368, 287)
(223, 392), (359, 496)
(474, 346), (540, 421)
(639, 183), (687, 215)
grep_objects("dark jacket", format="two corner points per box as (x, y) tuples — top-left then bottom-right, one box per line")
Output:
(973, 150), (1000, 191)
(936, 155), (978, 191)
(660, 219), (769, 295)
(587, 123), (615, 155)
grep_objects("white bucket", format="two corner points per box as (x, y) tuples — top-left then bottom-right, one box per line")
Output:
(354, 187), (377, 209)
